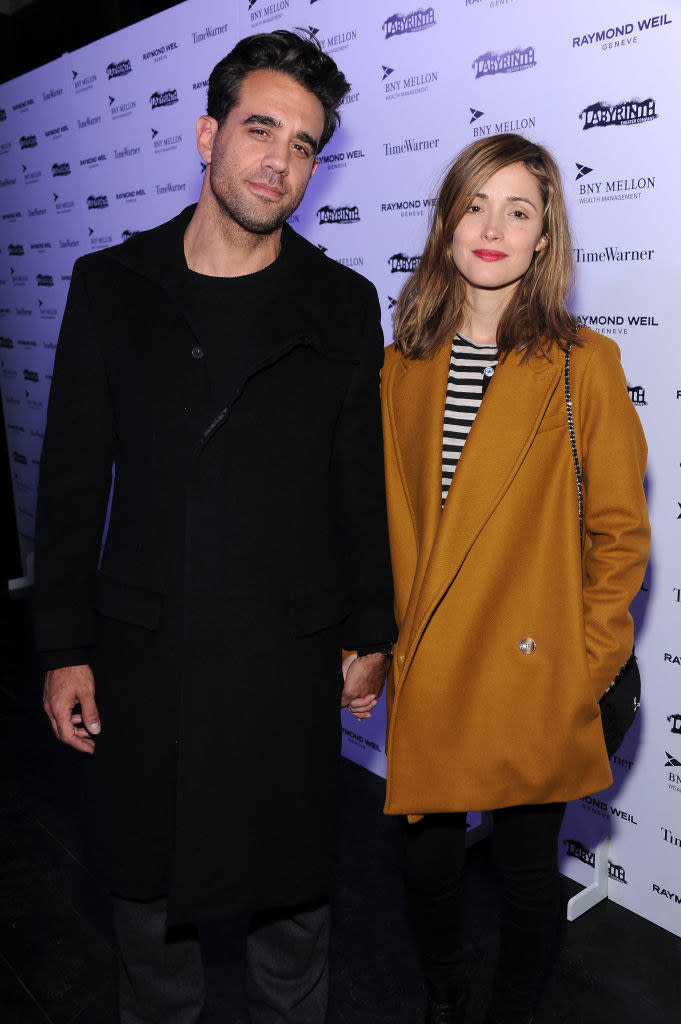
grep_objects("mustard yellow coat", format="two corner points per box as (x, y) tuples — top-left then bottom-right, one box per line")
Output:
(381, 329), (650, 816)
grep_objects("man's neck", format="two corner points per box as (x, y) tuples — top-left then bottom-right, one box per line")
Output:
(184, 198), (282, 278)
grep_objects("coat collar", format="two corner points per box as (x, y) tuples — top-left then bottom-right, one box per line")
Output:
(387, 342), (564, 660)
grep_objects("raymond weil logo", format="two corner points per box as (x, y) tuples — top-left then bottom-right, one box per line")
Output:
(383, 8), (436, 38)
(563, 838), (595, 867)
(383, 135), (440, 156)
(192, 23), (229, 43)
(87, 194), (109, 210)
(249, 1), (290, 28)
(580, 794), (638, 825)
(576, 163), (655, 204)
(665, 653), (681, 666)
(52, 161), (71, 177)
(20, 135), (38, 149)
(572, 14), (672, 50)
(472, 46), (536, 78)
(72, 69), (97, 93)
(81, 153), (107, 169)
(107, 59), (132, 78)
(575, 312), (659, 337)
(316, 147), (366, 172)
(44, 123), (69, 139)
(12, 98), (34, 113)
(388, 253), (421, 273)
(316, 204), (360, 225)
(142, 41), (179, 63)
(116, 187), (146, 202)
(652, 882), (681, 905)
(30, 242), (51, 252)
(382, 64), (439, 101)
(579, 98), (657, 130)
(193, 79), (209, 92)
(0, 175), (17, 188)
(573, 245), (654, 264)
(150, 89), (179, 109)
(109, 96), (137, 119)
(380, 195), (436, 219)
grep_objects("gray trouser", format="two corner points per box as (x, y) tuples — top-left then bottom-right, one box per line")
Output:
(112, 895), (330, 1024)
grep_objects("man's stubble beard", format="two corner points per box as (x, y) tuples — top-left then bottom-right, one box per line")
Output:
(209, 163), (307, 237)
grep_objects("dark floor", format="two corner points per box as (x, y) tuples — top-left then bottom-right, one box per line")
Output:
(1, 595), (678, 1024)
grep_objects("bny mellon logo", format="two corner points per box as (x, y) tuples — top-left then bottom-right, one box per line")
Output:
(469, 107), (484, 124)
(575, 163), (593, 180)
(666, 752), (681, 767)
(382, 66), (395, 81)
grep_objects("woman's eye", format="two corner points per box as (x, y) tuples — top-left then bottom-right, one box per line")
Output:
(511, 209), (528, 219)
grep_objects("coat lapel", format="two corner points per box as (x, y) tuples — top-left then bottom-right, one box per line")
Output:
(404, 347), (564, 663)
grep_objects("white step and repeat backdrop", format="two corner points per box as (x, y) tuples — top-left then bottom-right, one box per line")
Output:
(1, 0), (680, 935)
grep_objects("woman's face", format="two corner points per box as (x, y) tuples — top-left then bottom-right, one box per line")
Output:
(451, 161), (546, 299)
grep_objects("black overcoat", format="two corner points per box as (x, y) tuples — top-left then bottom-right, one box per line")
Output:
(34, 206), (395, 923)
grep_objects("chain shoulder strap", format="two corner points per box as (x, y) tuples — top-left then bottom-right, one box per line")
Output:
(564, 344), (584, 544)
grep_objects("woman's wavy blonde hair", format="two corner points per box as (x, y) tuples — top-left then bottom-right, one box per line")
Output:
(393, 133), (579, 360)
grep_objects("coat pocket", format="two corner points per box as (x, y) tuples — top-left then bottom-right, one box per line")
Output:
(287, 584), (350, 637)
(94, 572), (164, 630)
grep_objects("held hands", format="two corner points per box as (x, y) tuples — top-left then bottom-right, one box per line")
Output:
(341, 652), (390, 722)
(43, 664), (101, 754)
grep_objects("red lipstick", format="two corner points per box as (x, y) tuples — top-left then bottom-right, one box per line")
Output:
(473, 249), (507, 261)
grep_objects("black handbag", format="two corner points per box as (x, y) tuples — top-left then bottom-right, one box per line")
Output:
(564, 345), (641, 757)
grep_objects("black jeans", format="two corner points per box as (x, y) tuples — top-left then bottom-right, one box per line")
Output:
(403, 802), (566, 1023)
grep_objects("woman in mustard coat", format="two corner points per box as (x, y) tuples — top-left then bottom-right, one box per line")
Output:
(380, 134), (649, 1024)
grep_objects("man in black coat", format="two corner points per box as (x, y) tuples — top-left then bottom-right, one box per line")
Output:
(35, 31), (395, 1024)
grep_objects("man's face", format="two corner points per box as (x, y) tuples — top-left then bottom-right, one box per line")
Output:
(199, 69), (325, 236)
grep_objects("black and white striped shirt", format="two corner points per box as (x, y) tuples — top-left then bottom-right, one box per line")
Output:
(441, 333), (498, 505)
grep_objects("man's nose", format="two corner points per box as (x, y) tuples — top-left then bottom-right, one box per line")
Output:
(262, 138), (289, 175)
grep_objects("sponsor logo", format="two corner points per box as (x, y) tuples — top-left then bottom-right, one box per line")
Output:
(576, 162), (656, 204)
(2, 210), (22, 221)
(36, 273), (54, 287)
(0, 307), (9, 319)
(192, 23), (229, 43)
(575, 312), (659, 337)
(193, 79), (209, 91)
(72, 70), (97, 93)
(38, 299), (58, 320)
(563, 838), (595, 867)
(29, 242), (51, 252)
(388, 253), (421, 273)
(22, 164), (41, 184)
(7, 422), (24, 432)
(155, 181), (187, 195)
(77, 115), (102, 129)
(471, 111), (536, 138)
(341, 90), (360, 107)
(334, 255), (365, 268)
(17, 337), (37, 345)
(0, 108), (6, 121)
(153, 128), (183, 154)
(12, 98), (34, 113)
(53, 193), (75, 214)
(52, 161), (71, 177)
(668, 714), (681, 735)
(665, 653), (681, 667)
(109, 96), (137, 119)
(627, 384), (647, 406)
(42, 87), (64, 101)
(23, 369), (38, 382)
(87, 194), (109, 210)
(383, 64), (439, 101)
(20, 134), (38, 149)
(661, 826), (681, 848)
(89, 228), (113, 249)
(380, 194), (436, 219)
(580, 795), (638, 825)
(609, 861), (628, 883)
(317, 147), (366, 172)
(44, 123), (69, 139)
(122, 229), (140, 241)
(473, 46), (536, 78)
(574, 246), (654, 264)
(580, 98), (657, 130)
(28, 207), (47, 218)
(317, 204), (360, 225)
(666, 750), (681, 767)
(249, 0), (290, 28)
(142, 41), (179, 63)
(114, 145), (141, 160)
(107, 59), (132, 78)
(384, 135), (440, 155)
(652, 882), (681, 905)
(150, 89), (179, 109)
(81, 152), (107, 168)
(311, 25), (358, 54)
(342, 725), (381, 752)
(116, 187), (146, 202)
(0, 336), (13, 348)
(383, 7), (436, 38)
(0, 141), (11, 156)
(0, 175), (17, 187)
(572, 14), (672, 50)
(13, 451), (28, 465)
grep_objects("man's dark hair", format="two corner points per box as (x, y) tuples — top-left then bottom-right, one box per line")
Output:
(207, 30), (350, 154)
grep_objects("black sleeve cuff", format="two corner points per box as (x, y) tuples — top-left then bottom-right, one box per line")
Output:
(40, 647), (93, 673)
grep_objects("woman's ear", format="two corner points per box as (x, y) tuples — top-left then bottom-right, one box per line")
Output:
(535, 233), (548, 254)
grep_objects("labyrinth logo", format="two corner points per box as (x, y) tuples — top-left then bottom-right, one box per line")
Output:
(668, 714), (681, 735)
(150, 89), (179, 109)
(20, 135), (38, 149)
(382, 64), (439, 101)
(122, 229), (140, 241)
(23, 369), (39, 383)
(87, 194), (109, 210)
(0, 175), (17, 187)
(608, 861), (627, 884)
(52, 162), (71, 177)
(36, 272), (54, 286)
(107, 59), (132, 78)
(192, 23), (230, 44)
(579, 98), (657, 130)
(8, 244), (24, 256)
(383, 7), (436, 38)
(0, 336), (14, 347)
(317, 204), (360, 225)
(562, 838), (595, 867)
(0, 108), (6, 121)
(472, 46), (536, 78)
(388, 253), (421, 273)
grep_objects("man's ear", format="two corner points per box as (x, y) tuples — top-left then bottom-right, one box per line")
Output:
(196, 115), (219, 163)
(310, 158), (319, 179)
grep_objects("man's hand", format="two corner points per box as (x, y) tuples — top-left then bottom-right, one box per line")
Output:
(43, 664), (101, 754)
(341, 652), (390, 721)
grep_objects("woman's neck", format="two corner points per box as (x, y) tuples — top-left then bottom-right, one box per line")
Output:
(461, 283), (515, 347)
